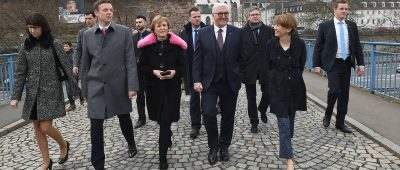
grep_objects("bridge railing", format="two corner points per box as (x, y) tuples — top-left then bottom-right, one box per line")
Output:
(1, 40), (400, 101)
(304, 39), (400, 100)
(0, 53), (17, 101)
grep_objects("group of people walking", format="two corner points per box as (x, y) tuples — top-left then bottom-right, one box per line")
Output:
(9, 0), (364, 169)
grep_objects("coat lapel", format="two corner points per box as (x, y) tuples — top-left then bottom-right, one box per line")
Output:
(225, 25), (233, 59)
(208, 26), (217, 58)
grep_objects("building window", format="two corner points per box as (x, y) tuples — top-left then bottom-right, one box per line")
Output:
(378, 11), (381, 14)
(371, 2), (376, 7)
(382, 2), (385, 7)
(389, 2), (394, 7)
(361, 19), (364, 24)
(362, 2), (367, 7)
(372, 10), (375, 14)
(372, 19), (375, 24)
(300, 6), (302, 10)
(367, 11), (369, 14)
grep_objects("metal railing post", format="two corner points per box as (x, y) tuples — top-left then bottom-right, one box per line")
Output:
(370, 44), (377, 94)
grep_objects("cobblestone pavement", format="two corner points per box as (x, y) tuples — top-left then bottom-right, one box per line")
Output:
(1, 87), (400, 170)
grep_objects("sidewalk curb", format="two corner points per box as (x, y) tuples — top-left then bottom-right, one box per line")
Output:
(307, 91), (400, 158)
(0, 99), (70, 138)
(0, 119), (29, 137)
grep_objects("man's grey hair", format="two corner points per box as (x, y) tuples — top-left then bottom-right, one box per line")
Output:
(212, 3), (230, 13)
(248, 6), (261, 16)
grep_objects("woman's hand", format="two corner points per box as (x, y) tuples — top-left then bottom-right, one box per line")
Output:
(164, 70), (176, 79)
(153, 70), (167, 80)
(10, 100), (18, 109)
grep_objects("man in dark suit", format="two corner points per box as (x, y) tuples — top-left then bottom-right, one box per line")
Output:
(313, 0), (365, 134)
(72, 10), (96, 106)
(81, 0), (139, 169)
(240, 6), (274, 133)
(132, 15), (150, 129)
(180, 7), (206, 139)
(192, 3), (242, 165)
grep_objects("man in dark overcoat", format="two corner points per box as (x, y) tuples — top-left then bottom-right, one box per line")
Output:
(132, 15), (150, 129)
(240, 6), (274, 133)
(80, 0), (139, 169)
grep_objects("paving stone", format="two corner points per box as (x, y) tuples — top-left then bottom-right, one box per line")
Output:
(0, 87), (399, 169)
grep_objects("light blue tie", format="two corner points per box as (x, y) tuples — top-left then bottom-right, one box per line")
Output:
(338, 21), (347, 60)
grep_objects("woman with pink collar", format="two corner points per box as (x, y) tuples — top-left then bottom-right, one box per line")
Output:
(137, 15), (187, 169)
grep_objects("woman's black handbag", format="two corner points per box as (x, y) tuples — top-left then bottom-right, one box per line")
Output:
(51, 45), (68, 82)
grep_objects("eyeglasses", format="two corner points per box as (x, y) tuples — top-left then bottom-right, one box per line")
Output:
(213, 12), (229, 17)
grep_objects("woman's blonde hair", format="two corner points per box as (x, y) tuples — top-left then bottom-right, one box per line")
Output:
(274, 14), (298, 34)
(150, 15), (170, 32)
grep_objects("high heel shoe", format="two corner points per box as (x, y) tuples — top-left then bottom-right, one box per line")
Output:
(44, 159), (53, 170)
(58, 141), (70, 164)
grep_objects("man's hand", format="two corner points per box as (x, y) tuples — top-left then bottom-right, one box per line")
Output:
(193, 82), (203, 93)
(10, 100), (18, 109)
(128, 91), (137, 100)
(357, 66), (365, 76)
(314, 67), (323, 76)
(73, 67), (79, 75)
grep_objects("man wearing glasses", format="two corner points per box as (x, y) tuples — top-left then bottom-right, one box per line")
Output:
(192, 3), (242, 165)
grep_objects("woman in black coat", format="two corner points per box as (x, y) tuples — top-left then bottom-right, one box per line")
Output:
(267, 14), (307, 170)
(137, 15), (187, 170)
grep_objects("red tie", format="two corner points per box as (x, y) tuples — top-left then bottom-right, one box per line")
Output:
(102, 27), (107, 35)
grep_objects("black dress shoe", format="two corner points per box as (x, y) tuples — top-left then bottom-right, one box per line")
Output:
(250, 125), (258, 133)
(219, 148), (229, 161)
(128, 145), (138, 158)
(336, 124), (352, 133)
(58, 141), (70, 164)
(134, 119), (146, 129)
(323, 115), (331, 127)
(208, 148), (218, 165)
(260, 113), (268, 123)
(159, 156), (168, 169)
(190, 128), (200, 139)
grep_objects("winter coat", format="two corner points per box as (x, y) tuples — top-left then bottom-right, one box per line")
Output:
(12, 35), (79, 120)
(138, 32), (187, 123)
(267, 37), (307, 116)
(240, 22), (274, 84)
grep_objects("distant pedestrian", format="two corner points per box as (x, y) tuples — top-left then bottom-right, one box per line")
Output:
(313, 0), (365, 133)
(10, 13), (79, 170)
(132, 15), (151, 129)
(63, 41), (77, 111)
(267, 14), (307, 170)
(137, 15), (187, 169)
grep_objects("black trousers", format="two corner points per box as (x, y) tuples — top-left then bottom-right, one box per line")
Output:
(90, 114), (136, 170)
(326, 58), (351, 125)
(245, 83), (269, 126)
(202, 79), (238, 149)
(136, 90), (146, 120)
(190, 89), (201, 129)
(65, 80), (75, 105)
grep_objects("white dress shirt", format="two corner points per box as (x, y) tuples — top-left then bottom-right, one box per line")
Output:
(334, 17), (349, 59)
(214, 25), (227, 43)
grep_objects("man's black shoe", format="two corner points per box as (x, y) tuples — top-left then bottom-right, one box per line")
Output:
(190, 128), (200, 139)
(208, 148), (218, 165)
(250, 125), (258, 133)
(323, 115), (331, 127)
(128, 144), (137, 158)
(134, 119), (146, 129)
(219, 148), (229, 161)
(336, 124), (352, 133)
(260, 113), (268, 123)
